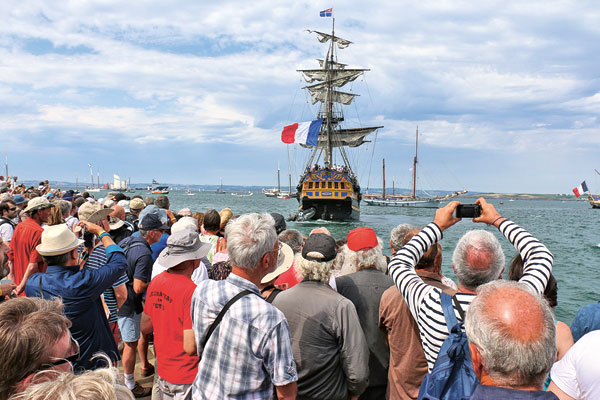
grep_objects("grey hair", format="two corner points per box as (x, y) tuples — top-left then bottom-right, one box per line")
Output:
(452, 230), (505, 291)
(56, 200), (72, 218)
(225, 213), (277, 270)
(390, 224), (415, 251)
(465, 280), (556, 388)
(278, 229), (304, 254)
(10, 361), (134, 400)
(296, 255), (334, 282)
(338, 239), (387, 276)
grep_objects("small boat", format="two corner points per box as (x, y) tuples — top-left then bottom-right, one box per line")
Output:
(185, 188), (195, 196)
(86, 163), (102, 192)
(216, 178), (226, 194)
(110, 174), (130, 192)
(587, 170), (600, 208)
(147, 179), (169, 194)
(363, 129), (467, 208)
(232, 192), (254, 197)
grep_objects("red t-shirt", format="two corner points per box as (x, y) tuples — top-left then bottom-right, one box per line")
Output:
(9, 218), (46, 288)
(144, 272), (199, 384)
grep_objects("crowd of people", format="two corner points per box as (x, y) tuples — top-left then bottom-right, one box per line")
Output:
(0, 178), (599, 400)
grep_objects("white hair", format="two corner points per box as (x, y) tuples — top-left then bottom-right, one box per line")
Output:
(10, 363), (134, 400)
(452, 230), (505, 290)
(225, 213), (277, 270)
(390, 224), (415, 251)
(296, 255), (334, 283)
(465, 280), (556, 388)
(336, 239), (387, 276)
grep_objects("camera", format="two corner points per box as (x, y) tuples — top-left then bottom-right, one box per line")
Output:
(455, 204), (481, 218)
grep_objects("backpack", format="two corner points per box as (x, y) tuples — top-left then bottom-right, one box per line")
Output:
(118, 237), (150, 315)
(417, 292), (479, 400)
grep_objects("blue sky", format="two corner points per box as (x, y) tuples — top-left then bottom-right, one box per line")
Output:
(1, 1), (599, 194)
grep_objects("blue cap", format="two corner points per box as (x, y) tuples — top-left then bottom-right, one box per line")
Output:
(12, 194), (25, 205)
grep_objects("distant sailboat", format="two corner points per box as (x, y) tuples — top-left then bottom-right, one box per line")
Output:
(363, 128), (467, 208)
(86, 163), (101, 192)
(216, 178), (226, 194)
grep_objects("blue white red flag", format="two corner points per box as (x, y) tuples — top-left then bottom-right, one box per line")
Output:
(572, 181), (589, 197)
(281, 119), (323, 146)
(320, 8), (332, 17)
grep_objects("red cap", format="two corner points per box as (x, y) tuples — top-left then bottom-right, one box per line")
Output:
(347, 227), (378, 251)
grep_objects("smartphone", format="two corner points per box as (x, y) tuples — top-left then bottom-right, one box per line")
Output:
(456, 204), (481, 218)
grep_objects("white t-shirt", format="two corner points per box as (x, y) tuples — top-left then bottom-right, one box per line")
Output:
(151, 259), (208, 284)
(551, 330), (600, 399)
(0, 221), (14, 242)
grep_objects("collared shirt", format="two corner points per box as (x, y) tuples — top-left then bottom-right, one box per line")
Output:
(191, 273), (297, 399)
(470, 384), (558, 399)
(273, 280), (369, 400)
(387, 220), (554, 372)
(24, 244), (127, 371)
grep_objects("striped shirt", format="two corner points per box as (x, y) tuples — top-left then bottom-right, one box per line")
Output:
(191, 273), (297, 399)
(388, 220), (554, 372)
(84, 244), (129, 323)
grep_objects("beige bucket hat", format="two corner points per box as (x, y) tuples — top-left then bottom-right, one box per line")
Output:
(37, 224), (84, 256)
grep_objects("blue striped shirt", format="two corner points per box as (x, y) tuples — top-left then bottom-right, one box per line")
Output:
(387, 220), (554, 371)
(84, 244), (129, 323)
(191, 273), (297, 399)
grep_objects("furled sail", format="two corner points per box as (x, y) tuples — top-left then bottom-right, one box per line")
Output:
(306, 30), (353, 49)
(299, 68), (367, 84)
(317, 59), (346, 69)
(309, 90), (358, 105)
(299, 126), (383, 148)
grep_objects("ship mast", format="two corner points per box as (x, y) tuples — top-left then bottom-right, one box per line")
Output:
(324, 18), (335, 167)
(412, 127), (419, 199)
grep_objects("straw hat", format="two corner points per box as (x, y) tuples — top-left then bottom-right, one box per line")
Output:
(261, 242), (294, 284)
(23, 197), (53, 213)
(78, 202), (112, 224)
(36, 224), (84, 256)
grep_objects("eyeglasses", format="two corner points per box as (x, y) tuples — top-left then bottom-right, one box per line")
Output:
(8, 207), (17, 211)
(20, 335), (80, 382)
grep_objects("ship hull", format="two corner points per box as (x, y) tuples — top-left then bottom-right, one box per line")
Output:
(364, 198), (440, 208)
(299, 196), (359, 221)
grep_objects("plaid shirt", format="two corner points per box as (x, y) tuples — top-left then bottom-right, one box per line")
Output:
(191, 273), (297, 399)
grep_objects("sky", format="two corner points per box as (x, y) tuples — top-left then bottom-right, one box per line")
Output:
(1, 1), (599, 194)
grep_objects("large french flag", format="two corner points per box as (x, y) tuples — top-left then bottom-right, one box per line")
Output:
(573, 181), (589, 197)
(281, 119), (323, 146)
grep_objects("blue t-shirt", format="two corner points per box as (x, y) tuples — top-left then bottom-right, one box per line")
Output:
(151, 233), (169, 262)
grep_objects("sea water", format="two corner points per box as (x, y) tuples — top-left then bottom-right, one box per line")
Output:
(116, 189), (598, 324)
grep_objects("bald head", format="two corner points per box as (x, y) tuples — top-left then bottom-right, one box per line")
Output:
(465, 280), (555, 388)
(109, 205), (125, 221)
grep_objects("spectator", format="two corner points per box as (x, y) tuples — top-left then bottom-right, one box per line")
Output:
(387, 198), (553, 373)
(273, 233), (369, 400)
(24, 222), (127, 372)
(191, 213), (298, 399)
(466, 280), (558, 398)
(141, 230), (210, 400)
(336, 227), (393, 400)
(379, 228), (456, 399)
(0, 297), (73, 399)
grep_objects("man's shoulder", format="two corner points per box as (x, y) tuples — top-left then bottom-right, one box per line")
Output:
(470, 384), (558, 399)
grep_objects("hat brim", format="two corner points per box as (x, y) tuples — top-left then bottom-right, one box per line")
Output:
(109, 220), (125, 230)
(36, 238), (84, 256)
(261, 243), (294, 284)
(157, 241), (211, 269)
(23, 203), (53, 213)
(87, 208), (113, 224)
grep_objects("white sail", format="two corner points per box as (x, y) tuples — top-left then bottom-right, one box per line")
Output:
(306, 30), (352, 49)
(309, 90), (358, 105)
(300, 127), (383, 149)
(300, 69), (365, 84)
(317, 59), (346, 69)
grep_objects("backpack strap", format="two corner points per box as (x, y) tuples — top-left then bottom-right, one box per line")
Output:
(452, 295), (466, 321)
(202, 289), (255, 348)
(440, 292), (460, 331)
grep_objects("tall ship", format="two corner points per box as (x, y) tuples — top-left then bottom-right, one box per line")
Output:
(588, 169), (600, 208)
(286, 19), (383, 221)
(363, 128), (467, 208)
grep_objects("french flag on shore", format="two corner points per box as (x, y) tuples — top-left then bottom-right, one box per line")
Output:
(573, 181), (589, 197)
(281, 119), (323, 145)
